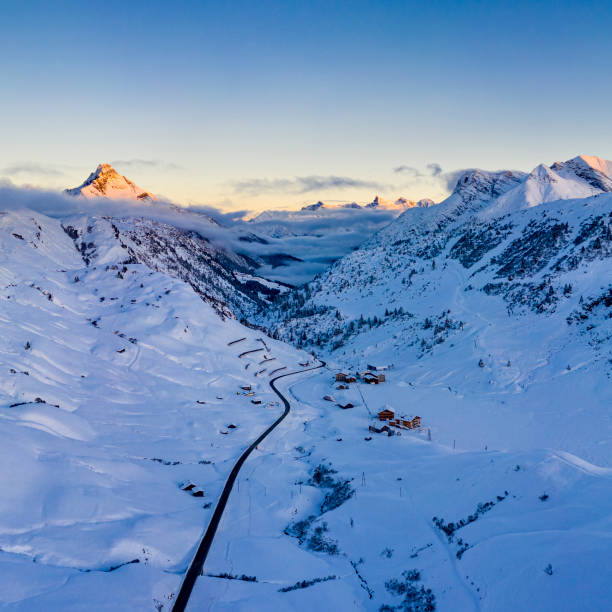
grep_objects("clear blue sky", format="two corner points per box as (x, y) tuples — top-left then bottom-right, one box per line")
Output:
(1, 0), (611, 211)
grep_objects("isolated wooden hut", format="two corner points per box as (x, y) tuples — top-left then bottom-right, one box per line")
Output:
(368, 364), (389, 372)
(378, 408), (395, 421)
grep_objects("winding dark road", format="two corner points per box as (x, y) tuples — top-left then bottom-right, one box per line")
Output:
(171, 359), (325, 612)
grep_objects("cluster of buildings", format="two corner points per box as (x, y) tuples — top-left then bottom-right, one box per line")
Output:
(376, 408), (421, 430)
(335, 364), (388, 386)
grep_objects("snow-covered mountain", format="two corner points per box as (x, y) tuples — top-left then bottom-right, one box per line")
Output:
(65, 163), (158, 201)
(263, 154), (612, 459)
(365, 195), (433, 210)
(246, 156), (612, 609)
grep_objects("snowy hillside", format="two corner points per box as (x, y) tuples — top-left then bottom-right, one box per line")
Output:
(60, 212), (278, 319)
(0, 207), (311, 609)
(264, 156), (612, 464)
(235, 157), (612, 610)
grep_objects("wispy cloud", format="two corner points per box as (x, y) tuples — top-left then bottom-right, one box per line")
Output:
(232, 175), (388, 196)
(186, 204), (252, 225)
(110, 159), (182, 171)
(426, 162), (443, 177)
(1, 163), (66, 177)
(393, 162), (443, 178)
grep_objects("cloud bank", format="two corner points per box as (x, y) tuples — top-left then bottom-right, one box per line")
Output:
(393, 162), (443, 178)
(232, 175), (388, 196)
(110, 159), (182, 171)
(0, 184), (398, 285)
(1, 163), (66, 177)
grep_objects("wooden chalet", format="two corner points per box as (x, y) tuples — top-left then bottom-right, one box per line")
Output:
(378, 408), (395, 421)
(364, 373), (386, 384)
(335, 372), (347, 382)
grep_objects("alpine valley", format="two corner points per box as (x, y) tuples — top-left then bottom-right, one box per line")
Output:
(0, 156), (610, 611)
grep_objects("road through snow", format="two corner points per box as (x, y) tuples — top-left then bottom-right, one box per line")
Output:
(172, 359), (325, 612)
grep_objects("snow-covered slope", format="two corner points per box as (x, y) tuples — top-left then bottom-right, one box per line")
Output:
(484, 157), (612, 219)
(60, 212), (278, 318)
(65, 163), (157, 201)
(0, 207), (309, 609)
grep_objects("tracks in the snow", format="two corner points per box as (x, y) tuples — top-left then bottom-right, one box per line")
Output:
(171, 359), (325, 612)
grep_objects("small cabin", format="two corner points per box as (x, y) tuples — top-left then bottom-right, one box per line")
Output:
(323, 395), (335, 402)
(336, 373), (347, 382)
(368, 364), (389, 372)
(345, 376), (357, 383)
(378, 409), (395, 421)
(338, 402), (355, 409)
(240, 385), (252, 391)
(364, 376), (379, 385)
(251, 399), (262, 405)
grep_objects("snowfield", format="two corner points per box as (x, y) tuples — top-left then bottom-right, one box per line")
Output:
(188, 370), (611, 611)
